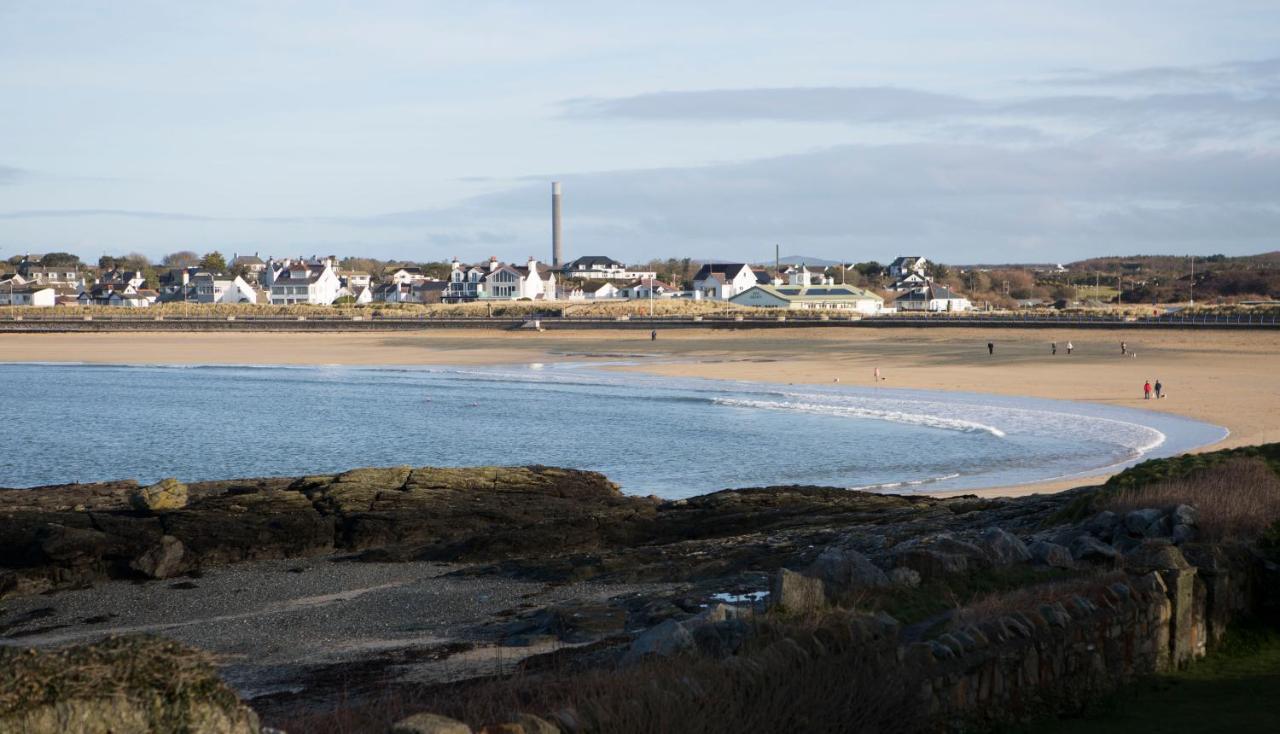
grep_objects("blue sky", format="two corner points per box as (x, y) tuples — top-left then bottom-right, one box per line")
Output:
(2, 1), (1278, 265)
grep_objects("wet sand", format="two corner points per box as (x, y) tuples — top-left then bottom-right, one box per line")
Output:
(5, 328), (1278, 497)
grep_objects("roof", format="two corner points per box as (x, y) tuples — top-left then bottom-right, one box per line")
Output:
(693, 263), (753, 282)
(896, 283), (967, 301)
(890, 256), (925, 268)
(564, 255), (624, 270)
(731, 284), (884, 303)
(232, 255), (265, 265)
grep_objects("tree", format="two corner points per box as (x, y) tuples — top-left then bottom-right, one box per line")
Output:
(162, 250), (200, 268)
(98, 255), (119, 271)
(199, 251), (227, 272)
(41, 252), (81, 266)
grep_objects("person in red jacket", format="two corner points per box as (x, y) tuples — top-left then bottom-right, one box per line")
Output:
(1143, 380), (1153, 400)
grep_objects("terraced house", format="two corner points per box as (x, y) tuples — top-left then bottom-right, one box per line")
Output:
(445, 257), (556, 302)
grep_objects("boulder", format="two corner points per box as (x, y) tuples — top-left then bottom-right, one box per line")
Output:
(1071, 535), (1120, 564)
(1171, 524), (1196, 545)
(1172, 504), (1198, 527)
(889, 567), (921, 588)
(1085, 511), (1119, 539)
(770, 568), (827, 613)
(624, 619), (694, 662)
(1028, 540), (1074, 569)
(129, 478), (188, 513)
(1143, 515), (1173, 538)
(129, 535), (186, 579)
(692, 618), (750, 658)
(1123, 508), (1163, 536)
(807, 546), (889, 591)
(391, 713), (474, 734)
(977, 527), (1032, 566)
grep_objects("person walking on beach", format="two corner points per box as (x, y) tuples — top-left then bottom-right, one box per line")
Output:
(987, 342), (994, 356)
(1066, 341), (1073, 355)
(1143, 380), (1153, 400)
(650, 329), (657, 341)
(1154, 379), (1163, 399)
(1051, 342), (1057, 355)
(1121, 341), (1128, 356)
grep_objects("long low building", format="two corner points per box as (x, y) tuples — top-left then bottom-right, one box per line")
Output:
(729, 284), (884, 314)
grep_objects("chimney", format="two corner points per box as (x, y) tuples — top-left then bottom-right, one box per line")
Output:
(551, 181), (563, 268)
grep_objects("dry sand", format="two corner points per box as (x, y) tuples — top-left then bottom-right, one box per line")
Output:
(5, 328), (1278, 497)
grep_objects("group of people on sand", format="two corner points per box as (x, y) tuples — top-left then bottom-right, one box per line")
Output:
(983, 339), (1166, 402)
(1144, 378), (1165, 400)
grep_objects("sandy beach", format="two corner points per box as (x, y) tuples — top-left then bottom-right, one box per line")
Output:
(4, 327), (1277, 497)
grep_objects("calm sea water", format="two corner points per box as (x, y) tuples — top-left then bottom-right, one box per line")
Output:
(0, 362), (1226, 497)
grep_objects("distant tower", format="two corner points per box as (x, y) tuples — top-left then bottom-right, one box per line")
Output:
(551, 181), (563, 267)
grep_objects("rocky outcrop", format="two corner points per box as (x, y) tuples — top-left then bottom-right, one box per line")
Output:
(129, 478), (189, 513)
(0, 636), (260, 734)
(0, 466), (629, 598)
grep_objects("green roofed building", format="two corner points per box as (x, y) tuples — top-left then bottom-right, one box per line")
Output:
(729, 284), (884, 314)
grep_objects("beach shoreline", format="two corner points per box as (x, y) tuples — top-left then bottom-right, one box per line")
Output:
(4, 327), (1275, 498)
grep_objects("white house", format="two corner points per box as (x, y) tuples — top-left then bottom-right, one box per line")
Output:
(692, 263), (765, 300)
(388, 267), (431, 285)
(560, 280), (619, 300)
(340, 271), (373, 289)
(894, 282), (972, 312)
(888, 256), (929, 279)
(729, 284), (884, 314)
(0, 284), (58, 307)
(560, 256), (656, 281)
(445, 257), (555, 302)
(616, 278), (678, 299)
(371, 281), (446, 304)
(191, 273), (260, 304)
(268, 260), (342, 305)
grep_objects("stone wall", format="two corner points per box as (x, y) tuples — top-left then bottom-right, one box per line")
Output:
(914, 541), (1260, 728)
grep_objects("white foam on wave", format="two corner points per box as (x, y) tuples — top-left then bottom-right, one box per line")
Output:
(714, 397), (1009, 437)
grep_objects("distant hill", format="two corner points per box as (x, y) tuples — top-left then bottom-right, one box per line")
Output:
(778, 255), (842, 267)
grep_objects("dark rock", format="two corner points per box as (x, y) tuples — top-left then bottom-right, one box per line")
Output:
(977, 527), (1032, 566)
(1028, 540), (1074, 569)
(1084, 510), (1119, 539)
(1071, 535), (1120, 564)
(1123, 508), (1163, 536)
(807, 546), (889, 591)
(1172, 524), (1196, 545)
(692, 618), (751, 657)
(1172, 504), (1198, 527)
(624, 619), (694, 662)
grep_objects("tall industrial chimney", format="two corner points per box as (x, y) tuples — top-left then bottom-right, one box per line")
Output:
(551, 181), (563, 267)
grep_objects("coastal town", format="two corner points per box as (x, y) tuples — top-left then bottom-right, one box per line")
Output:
(4, 247), (1268, 315)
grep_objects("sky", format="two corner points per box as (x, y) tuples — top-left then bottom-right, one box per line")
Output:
(2, 1), (1278, 266)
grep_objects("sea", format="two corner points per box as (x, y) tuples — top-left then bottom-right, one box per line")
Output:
(0, 362), (1228, 497)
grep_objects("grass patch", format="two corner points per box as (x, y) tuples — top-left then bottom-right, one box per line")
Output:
(1021, 622), (1280, 734)
(1101, 457), (1280, 542)
(0, 635), (242, 724)
(1106, 443), (1280, 493)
